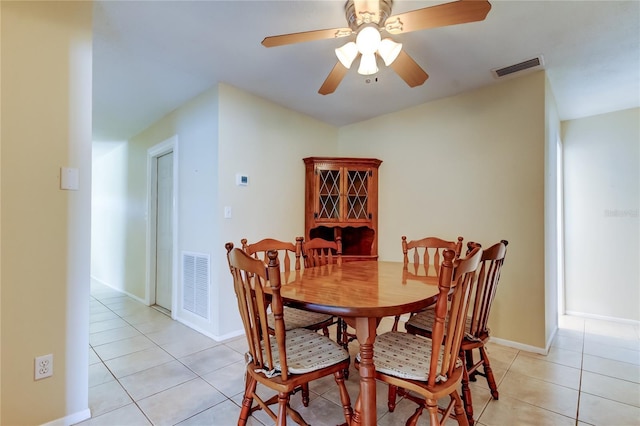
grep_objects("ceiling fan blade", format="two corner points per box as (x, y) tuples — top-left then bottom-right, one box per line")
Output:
(318, 62), (350, 95)
(390, 50), (429, 87)
(384, 0), (491, 34)
(262, 28), (352, 48)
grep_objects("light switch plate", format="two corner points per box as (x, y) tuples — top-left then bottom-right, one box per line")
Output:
(60, 167), (79, 190)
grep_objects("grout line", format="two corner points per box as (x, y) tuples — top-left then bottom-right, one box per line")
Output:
(88, 289), (250, 426)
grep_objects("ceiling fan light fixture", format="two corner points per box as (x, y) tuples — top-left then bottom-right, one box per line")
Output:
(358, 52), (379, 75)
(378, 38), (402, 66)
(335, 42), (358, 69)
(355, 25), (381, 55)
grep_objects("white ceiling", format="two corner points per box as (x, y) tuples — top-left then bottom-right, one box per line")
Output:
(92, 0), (640, 142)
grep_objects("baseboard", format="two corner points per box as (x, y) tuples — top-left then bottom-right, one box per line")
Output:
(565, 310), (640, 326)
(90, 276), (147, 305)
(41, 408), (91, 426)
(545, 326), (558, 355)
(173, 316), (242, 343)
(214, 328), (246, 342)
(489, 336), (547, 355)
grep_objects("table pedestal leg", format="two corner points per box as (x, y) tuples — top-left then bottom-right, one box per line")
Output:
(352, 317), (377, 426)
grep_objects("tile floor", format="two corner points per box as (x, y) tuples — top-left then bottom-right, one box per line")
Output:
(78, 281), (640, 425)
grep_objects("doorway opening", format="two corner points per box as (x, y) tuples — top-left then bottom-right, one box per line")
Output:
(146, 136), (179, 316)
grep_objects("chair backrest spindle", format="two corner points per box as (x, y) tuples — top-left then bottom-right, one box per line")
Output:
(402, 235), (464, 277)
(428, 245), (482, 386)
(467, 240), (508, 340)
(302, 237), (342, 268)
(226, 243), (289, 380)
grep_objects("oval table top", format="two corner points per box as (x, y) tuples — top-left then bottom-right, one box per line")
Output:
(279, 260), (439, 318)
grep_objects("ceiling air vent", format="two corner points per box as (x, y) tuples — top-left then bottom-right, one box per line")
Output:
(492, 55), (544, 79)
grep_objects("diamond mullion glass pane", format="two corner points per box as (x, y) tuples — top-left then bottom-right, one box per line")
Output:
(318, 169), (341, 219)
(347, 170), (369, 219)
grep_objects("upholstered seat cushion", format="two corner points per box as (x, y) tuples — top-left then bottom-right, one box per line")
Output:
(262, 328), (349, 375)
(359, 331), (461, 382)
(267, 306), (333, 331)
(405, 307), (479, 341)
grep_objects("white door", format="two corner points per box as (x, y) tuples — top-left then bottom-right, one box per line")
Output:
(155, 151), (173, 311)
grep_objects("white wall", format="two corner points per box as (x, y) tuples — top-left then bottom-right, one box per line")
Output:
(94, 83), (338, 339)
(99, 86), (221, 335)
(338, 72), (549, 349)
(563, 108), (640, 322)
(544, 76), (561, 345)
(92, 141), (129, 293)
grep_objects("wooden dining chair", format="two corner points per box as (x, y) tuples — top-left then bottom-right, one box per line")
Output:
(226, 243), (353, 426)
(241, 237), (334, 337)
(301, 236), (342, 268)
(403, 240), (508, 425)
(357, 245), (482, 426)
(301, 237), (353, 351)
(242, 237), (337, 406)
(391, 235), (464, 331)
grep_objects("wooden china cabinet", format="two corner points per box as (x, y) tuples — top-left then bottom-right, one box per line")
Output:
(303, 157), (382, 262)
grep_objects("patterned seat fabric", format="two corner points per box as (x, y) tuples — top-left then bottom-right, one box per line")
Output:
(267, 306), (334, 331)
(357, 331), (462, 382)
(262, 328), (349, 375)
(405, 307), (478, 341)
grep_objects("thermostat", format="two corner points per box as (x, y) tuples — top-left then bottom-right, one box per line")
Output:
(235, 174), (249, 186)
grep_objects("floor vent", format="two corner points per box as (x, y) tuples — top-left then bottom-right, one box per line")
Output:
(182, 252), (210, 319)
(492, 55), (544, 78)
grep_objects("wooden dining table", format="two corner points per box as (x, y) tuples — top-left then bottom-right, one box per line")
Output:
(280, 260), (440, 426)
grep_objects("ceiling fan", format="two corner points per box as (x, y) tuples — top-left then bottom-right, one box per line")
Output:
(262, 0), (491, 95)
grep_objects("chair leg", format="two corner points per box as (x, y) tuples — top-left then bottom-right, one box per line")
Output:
(423, 399), (439, 426)
(451, 390), (470, 426)
(239, 375), (257, 426)
(276, 392), (289, 426)
(338, 318), (351, 380)
(461, 364), (475, 425)
(480, 346), (499, 399)
(301, 383), (310, 407)
(465, 349), (477, 382)
(392, 315), (401, 332)
(387, 384), (398, 412)
(340, 318), (349, 349)
(333, 369), (353, 425)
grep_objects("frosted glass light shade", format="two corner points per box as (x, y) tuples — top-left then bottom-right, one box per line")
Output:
(358, 52), (379, 75)
(356, 26), (381, 55)
(335, 42), (358, 69)
(378, 38), (402, 66)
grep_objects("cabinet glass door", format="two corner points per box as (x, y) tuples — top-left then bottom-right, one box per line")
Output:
(346, 169), (370, 220)
(317, 168), (341, 219)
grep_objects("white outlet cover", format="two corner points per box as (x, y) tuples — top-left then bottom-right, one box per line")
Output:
(35, 354), (53, 380)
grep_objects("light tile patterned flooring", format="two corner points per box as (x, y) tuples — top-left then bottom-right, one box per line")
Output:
(78, 281), (640, 425)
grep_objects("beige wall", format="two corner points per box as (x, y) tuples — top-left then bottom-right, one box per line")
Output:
(563, 108), (640, 321)
(215, 84), (338, 336)
(1, 2), (93, 424)
(338, 72), (548, 348)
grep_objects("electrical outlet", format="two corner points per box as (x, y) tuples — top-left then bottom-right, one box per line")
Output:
(35, 354), (53, 380)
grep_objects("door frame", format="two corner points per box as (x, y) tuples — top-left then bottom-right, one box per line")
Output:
(146, 135), (179, 317)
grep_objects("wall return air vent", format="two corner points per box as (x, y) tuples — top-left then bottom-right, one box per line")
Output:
(182, 251), (210, 320)
(492, 55), (544, 79)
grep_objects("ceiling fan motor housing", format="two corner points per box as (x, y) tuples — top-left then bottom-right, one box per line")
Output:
(345, 0), (393, 31)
